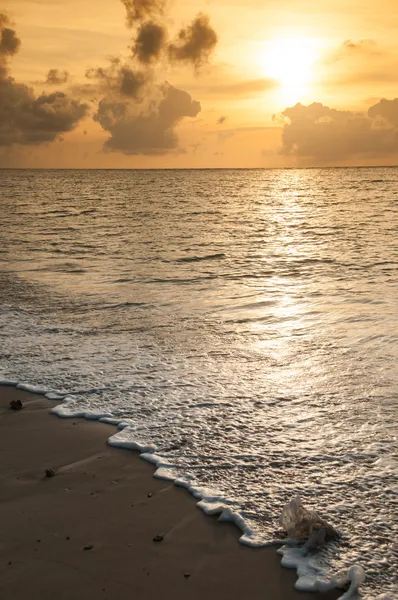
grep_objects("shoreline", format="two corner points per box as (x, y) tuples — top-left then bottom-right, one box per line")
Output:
(0, 385), (340, 599)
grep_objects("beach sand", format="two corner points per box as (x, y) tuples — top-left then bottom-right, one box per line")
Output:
(0, 386), (340, 600)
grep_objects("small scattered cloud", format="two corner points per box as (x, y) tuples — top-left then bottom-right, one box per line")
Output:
(342, 39), (379, 55)
(217, 115), (226, 124)
(132, 21), (167, 64)
(85, 60), (149, 98)
(121, 0), (165, 27)
(46, 68), (69, 85)
(168, 14), (218, 69)
(0, 14), (21, 60)
(0, 12), (21, 77)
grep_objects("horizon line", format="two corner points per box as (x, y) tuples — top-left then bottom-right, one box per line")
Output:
(1, 165), (397, 171)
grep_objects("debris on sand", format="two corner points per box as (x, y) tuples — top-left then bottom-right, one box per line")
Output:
(45, 468), (56, 478)
(279, 495), (340, 548)
(9, 399), (23, 411)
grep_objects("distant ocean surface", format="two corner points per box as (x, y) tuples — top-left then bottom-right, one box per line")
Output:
(0, 168), (397, 599)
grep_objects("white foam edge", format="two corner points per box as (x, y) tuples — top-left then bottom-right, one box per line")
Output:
(45, 392), (66, 400)
(278, 545), (366, 598)
(1, 382), (366, 599)
(17, 382), (48, 395)
(0, 380), (66, 399)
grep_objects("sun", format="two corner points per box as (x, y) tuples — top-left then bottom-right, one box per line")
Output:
(261, 37), (319, 105)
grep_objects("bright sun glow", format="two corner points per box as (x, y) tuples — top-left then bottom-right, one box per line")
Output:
(262, 37), (319, 105)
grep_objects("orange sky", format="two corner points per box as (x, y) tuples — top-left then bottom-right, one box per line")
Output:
(1, 0), (398, 168)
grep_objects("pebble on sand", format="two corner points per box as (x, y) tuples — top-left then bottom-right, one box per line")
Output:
(9, 399), (23, 411)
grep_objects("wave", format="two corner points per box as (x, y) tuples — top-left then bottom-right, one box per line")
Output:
(175, 253), (226, 263)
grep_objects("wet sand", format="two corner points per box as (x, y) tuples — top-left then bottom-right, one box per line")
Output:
(0, 386), (340, 600)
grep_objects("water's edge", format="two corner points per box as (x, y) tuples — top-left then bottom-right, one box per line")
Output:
(1, 380), (364, 600)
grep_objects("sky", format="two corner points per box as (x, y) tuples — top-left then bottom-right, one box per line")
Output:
(0, 0), (398, 168)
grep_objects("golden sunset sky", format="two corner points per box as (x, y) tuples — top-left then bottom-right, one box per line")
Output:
(1, 0), (398, 167)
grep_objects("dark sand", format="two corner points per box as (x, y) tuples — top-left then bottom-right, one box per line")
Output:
(0, 386), (340, 600)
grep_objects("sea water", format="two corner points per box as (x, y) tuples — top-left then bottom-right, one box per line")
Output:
(0, 168), (397, 599)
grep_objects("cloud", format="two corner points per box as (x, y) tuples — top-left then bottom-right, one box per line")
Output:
(368, 98), (398, 126)
(119, 66), (148, 97)
(0, 80), (88, 146)
(82, 4), (218, 156)
(85, 60), (149, 98)
(133, 21), (167, 64)
(0, 1), (219, 159)
(121, 0), (165, 27)
(0, 13), (21, 68)
(168, 14), (218, 69)
(341, 39), (379, 55)
(0, 14), (88, 147)
(278, 99), (398, 161)
(217, 115), (226, 124)
(46, 68), (69, 85)
(120, 2), (218, 70)
(324, 39), (398, 87)
(94, 82), (201, 155)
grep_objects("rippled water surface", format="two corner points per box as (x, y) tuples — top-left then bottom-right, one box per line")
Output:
(0, 168), (397, 598)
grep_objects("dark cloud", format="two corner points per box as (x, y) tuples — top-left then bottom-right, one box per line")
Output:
(133, 21), (167, 64)
(94, 82), (200, 155)
(120, 2), (218, 71)
(217, 115), (226, 124)
(168, 14), (218, 69)
(46, 68), (69, 85)
(119, 66), (148, 96)
(0, 79), (88, 146)
(278, 99), (398, 161)
(0, 13), (21, 67)
(85, 60), (148, 98)
(0, 1), (218, 158)
(86, 5), (217, 157)
(0, 14), (88, 147)
(121, 0), (165, 27)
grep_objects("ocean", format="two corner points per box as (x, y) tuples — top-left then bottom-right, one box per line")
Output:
(0, 168), (397, 599)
